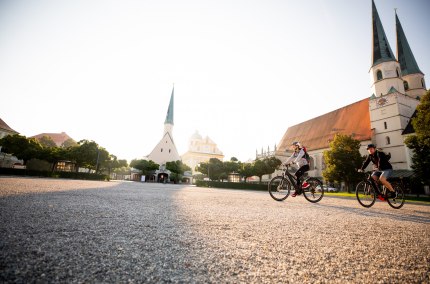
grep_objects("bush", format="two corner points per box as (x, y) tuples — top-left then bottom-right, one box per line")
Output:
(195, 180), (268, 191)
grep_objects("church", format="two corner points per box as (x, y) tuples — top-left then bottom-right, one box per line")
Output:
(274, 0), (426, 180)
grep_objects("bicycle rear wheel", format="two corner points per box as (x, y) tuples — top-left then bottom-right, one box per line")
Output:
(386, 182), (405, 209)
(302, 177), (324, 203)
(356, 181), (376, 208)
(268, 176), (291, 201)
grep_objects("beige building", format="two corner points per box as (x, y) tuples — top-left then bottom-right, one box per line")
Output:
(273, 2), (426, 180)
(181, 131), (224, 174)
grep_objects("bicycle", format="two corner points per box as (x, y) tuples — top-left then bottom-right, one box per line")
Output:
(268, 164), (324, 203)
(355, 171), (405, 209)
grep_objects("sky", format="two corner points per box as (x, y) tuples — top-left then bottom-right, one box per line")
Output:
(1, 0), (429, 163)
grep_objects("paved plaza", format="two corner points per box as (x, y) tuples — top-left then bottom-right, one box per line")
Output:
(0, 177), (429, 283)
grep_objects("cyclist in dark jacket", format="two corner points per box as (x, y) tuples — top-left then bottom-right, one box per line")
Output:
(359, 144), (396, 197)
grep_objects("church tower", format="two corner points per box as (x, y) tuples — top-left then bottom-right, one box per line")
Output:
(368, 1), (421, 170)
(369, 0), (404, 97)
(147, 86), (181, 165)
(396, 12), (426, 99)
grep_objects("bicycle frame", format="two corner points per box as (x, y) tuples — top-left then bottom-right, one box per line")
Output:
(279, 165), (306, 190)
(365, 172), (388, 196)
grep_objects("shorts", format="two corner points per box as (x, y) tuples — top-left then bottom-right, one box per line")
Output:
(372, 169), (392, 179)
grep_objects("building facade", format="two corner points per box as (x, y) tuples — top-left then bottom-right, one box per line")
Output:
(181, 131), (224, 174)
(274, 1), (426, 180)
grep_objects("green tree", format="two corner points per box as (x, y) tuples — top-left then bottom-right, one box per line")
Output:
(166, 160), (191, 183)
(405, 90), (430, 185)
(68, 140), (100, 172)
(253, 157), (282, 183)
(238, 162), (255, 183)
(37, 135), (57, 148)
(323, 134), (363, 192)
(195, 158), (224, 181)
(130, 159), (159, 176)
(0, 134), (42, 164)
(61, 138), (78, 148)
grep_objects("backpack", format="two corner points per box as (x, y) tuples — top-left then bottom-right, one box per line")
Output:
(377, 148), (391, 161)
(301, 146), (310, 163)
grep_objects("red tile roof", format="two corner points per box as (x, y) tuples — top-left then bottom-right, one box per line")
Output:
(0, 118), (18, 134)
(278, 98), (372, 152)
(30, 132), (75, 147)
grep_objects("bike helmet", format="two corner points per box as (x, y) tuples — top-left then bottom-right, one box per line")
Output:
(292, 141), (301, 147)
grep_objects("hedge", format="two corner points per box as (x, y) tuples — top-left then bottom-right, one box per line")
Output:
(0, 167), (108, 181)
(195, 180), (268, 191)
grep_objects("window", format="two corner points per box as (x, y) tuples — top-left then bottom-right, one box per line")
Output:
(384, 122), (387, 129)
(422, 78), (426, 89)
(396, 68), (400, 77)
(169, 149), (171, 153)
(376, 70), (383, 81)
(161, 148), (163, 152)
(385, 136), (391, 145)
(403, 80), (409, 91)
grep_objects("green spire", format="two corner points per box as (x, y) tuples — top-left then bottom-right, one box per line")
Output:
(164, 86), (174, 125)
(371, 0), (396, 67)
(396, 12), (423, 76)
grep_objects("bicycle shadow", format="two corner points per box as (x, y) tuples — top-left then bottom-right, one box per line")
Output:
(313, 201), (430, 224)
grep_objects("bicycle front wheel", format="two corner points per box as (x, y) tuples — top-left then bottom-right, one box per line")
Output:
(356, 181), (376, 208)
(268, 176), (291, 201)
(302, 177), (324, 203)
(387, 182), (405, 209)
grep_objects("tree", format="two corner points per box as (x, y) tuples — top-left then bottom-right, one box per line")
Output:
(130, 159), (159, 176)
(238, 163), (255, 183)
(62, 138), (78, 148)
(68, 140), (100, 172)
(37, 135), (57, 148)
(195, 158), (224, 181)
(0, 134), (42, 164)
(405, 90), (430, 185)
(253, 157), (282, 183)
(323, 134), (363, 192)
(166, 160), (191, 183)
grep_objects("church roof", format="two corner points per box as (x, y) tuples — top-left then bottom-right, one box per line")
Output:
(396, 13), (423, 76)
(371, 0), (396, 67)
(0, 118), (18, 134)
(164, 87), (174, 125)
(402, 110), (417, 135)
(30, 132), (75, 147)
(278, 98), (372, 152)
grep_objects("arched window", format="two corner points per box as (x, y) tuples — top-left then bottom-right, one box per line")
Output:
(376, 70), (383, 81)
(403, 80), (409, 91)
(396, 68), (400, 77)
(385, 136), (391, 145)
(422, 78), (426, 89)
(161, 148), (163, 152)
(384, 122), (387, 129)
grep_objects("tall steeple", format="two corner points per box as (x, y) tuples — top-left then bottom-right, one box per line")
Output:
(147, 86), (180, 166)
(369, 0), (404, 97)
(395, 12), (426, 98)
(396, 12), (422, 76)
(164, 86), (174, 125)
(371, 0), (396, 67)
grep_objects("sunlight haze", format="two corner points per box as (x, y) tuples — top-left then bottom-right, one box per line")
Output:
(1, 0), (429, 162)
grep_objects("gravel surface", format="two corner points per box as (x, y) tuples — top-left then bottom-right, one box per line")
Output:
(0, 176), (429, 283)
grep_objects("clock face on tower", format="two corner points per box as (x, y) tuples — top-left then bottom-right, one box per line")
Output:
(377, 97), (387, 106)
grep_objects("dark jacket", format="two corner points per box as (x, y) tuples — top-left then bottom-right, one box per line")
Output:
(361, 150), (392, 171)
